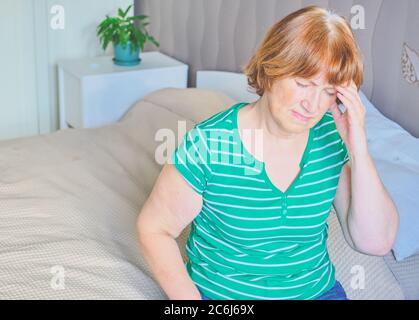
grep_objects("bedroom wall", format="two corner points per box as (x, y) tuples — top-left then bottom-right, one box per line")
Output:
(0, 0), (39, 140)
(41, 0), (133, 134)
(371, 0), (419, 138)
(135, 0), (419, 138)
(0, 0), (133, 141)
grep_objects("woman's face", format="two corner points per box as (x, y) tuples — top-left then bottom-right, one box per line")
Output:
(265, 72), (338, 134)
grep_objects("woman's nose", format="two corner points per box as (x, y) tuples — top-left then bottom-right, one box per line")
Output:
(301, 90), (320, 113)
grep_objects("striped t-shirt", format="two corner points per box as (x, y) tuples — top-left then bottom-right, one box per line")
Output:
(171, 102), (349, 300)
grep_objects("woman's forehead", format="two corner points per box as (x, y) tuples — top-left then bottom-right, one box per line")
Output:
(304, 72), (329, 84)
(293, 73), (336, 88)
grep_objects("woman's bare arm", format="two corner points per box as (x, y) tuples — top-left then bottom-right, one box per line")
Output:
(137, 163), (203, 300)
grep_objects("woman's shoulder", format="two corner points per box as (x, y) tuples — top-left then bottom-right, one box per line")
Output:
(195, 102), (245, 131)
(313, 111), (339, 136)
(311, 111), (347, 159)
(311, 111), (346, 147)
(180, 102), (243, 154)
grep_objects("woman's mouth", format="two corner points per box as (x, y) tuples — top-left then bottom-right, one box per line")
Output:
(292, 111), (312, 123)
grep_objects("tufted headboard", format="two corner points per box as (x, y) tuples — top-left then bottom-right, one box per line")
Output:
(135, 0), (419, 137)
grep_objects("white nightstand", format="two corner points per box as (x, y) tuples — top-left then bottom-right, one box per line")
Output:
(57, 51), (188, 129)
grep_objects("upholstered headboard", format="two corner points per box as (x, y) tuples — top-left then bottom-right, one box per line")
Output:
(135, 0), (419, 137)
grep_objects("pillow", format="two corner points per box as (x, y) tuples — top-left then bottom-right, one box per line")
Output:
(122, 87), (236, 124)
(196, 70), (259, 102)
(359, 91), (419, 261)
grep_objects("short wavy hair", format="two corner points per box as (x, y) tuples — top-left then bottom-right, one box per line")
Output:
(243, 6), (364, 96)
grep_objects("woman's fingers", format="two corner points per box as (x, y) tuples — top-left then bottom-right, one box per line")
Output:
(336, 85), (364, 118)
(336, 86), (366, 128)
(336, 85), (358, 103)
(329, 102), (342, 119)
(337, 81), (362, 104)
(336, 92), (359, 121)
(336, 91), (353, 111)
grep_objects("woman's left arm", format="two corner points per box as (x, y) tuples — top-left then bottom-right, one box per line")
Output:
(330, 81), (399, 256)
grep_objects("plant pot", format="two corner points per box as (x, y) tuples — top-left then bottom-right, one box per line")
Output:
(113, 42), (141, 66)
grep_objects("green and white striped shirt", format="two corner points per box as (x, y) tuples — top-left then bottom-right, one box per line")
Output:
(172, 102), (349, 300)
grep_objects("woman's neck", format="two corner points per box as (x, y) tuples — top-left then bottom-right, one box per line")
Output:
(248, 96), (307, 146)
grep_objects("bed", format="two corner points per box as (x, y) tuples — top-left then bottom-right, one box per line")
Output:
(1, 79), (416, 299)
(0, 87), (237, 299)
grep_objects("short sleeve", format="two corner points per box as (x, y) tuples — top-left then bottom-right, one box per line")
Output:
(171, 127), (211, 195)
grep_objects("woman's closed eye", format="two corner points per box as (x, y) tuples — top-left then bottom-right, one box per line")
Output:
(296, 80), (336, 96)
(296, 81), (309, 88)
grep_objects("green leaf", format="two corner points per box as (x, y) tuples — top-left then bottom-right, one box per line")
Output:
(123, 4), (133, 17)
(127, 15), (148, 21)
(103, 37), (110, 51)
(147, 35), (160, 47)
(97, 20), (112, 34)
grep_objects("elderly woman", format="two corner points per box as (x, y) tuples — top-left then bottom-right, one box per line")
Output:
(137, 6), (399, 300)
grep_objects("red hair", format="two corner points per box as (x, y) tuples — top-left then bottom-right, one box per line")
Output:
(243, 6), (364, 96)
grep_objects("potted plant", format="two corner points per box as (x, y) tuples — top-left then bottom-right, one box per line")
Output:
(97, 5), (159, 66)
